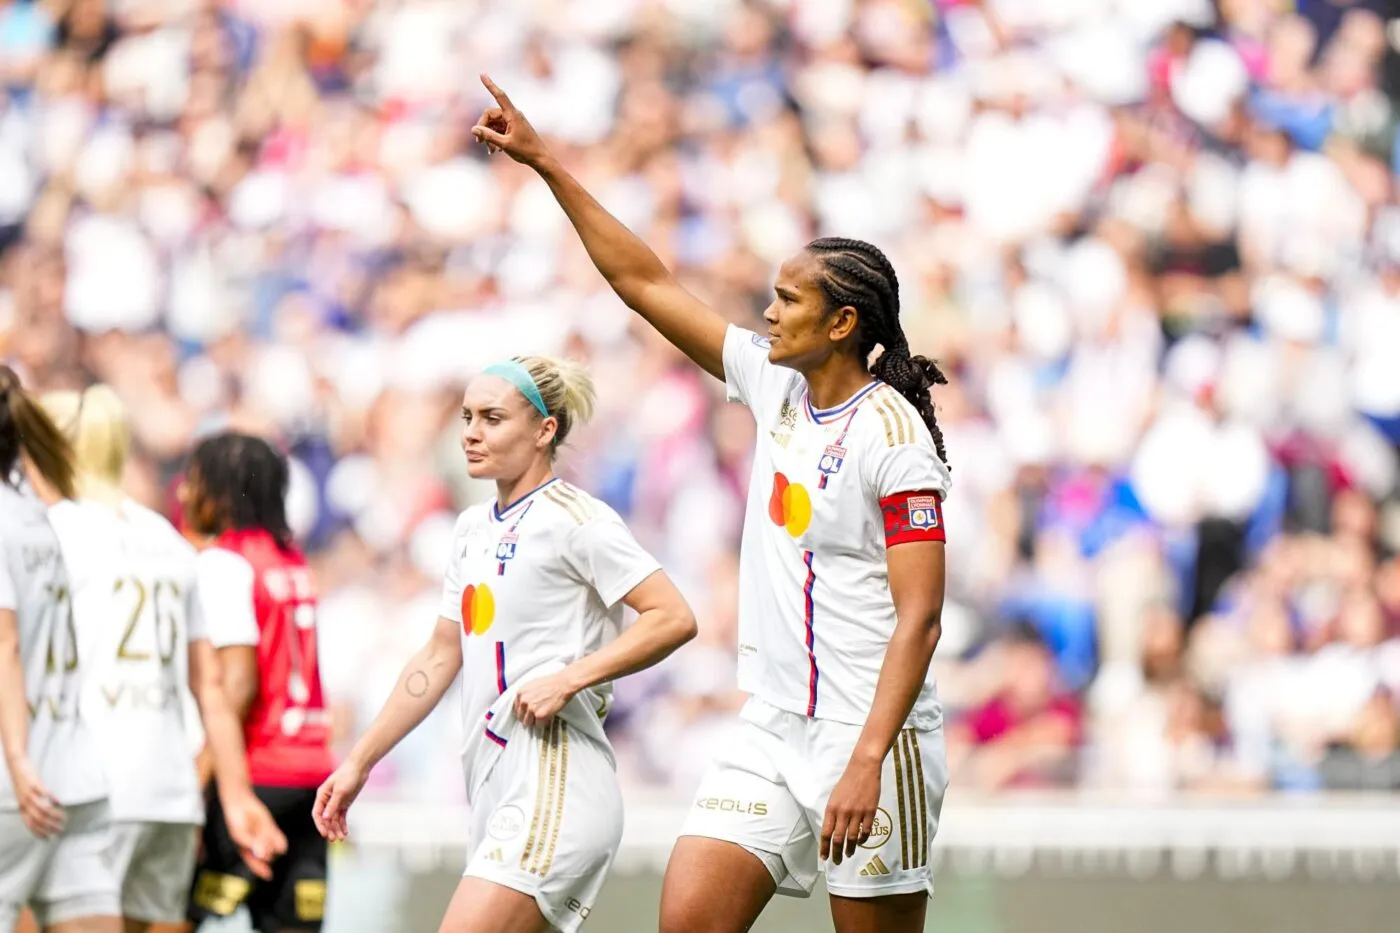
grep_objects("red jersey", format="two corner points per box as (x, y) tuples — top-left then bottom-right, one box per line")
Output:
(213, 528), (334, 787)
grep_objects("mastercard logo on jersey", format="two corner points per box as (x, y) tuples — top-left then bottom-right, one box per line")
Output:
(768, 472), (811, 537)
(461, 583), (496, 636)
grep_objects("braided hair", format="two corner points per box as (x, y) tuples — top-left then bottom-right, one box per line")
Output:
(806, 237), (951, 467)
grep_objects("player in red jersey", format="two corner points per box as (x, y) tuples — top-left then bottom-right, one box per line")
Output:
(178, 432), (334, 933)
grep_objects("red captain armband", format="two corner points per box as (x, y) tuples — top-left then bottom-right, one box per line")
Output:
(880, 491), (946, 546)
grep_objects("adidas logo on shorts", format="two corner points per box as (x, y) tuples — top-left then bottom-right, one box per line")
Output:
(859, 855), (891, 877)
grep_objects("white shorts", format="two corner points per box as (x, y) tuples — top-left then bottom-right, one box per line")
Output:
(463, 717), (622, 933)
(108, 821), (200, 923)
(0, 800), (121, 929)
(680, 697), (948, 899)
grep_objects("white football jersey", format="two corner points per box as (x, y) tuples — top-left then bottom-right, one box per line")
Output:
(46, 498), (205, 824)
(723, 325), (952, 730)
(438, 479), (660, 798)
(0, 483), (106, 809)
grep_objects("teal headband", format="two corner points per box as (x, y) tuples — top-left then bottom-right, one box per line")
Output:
(483, 361), (548, 417)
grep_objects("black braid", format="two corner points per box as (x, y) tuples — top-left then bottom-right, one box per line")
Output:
(806, 237), (951, 468)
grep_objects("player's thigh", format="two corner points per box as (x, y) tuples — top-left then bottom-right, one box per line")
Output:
(439, 878), (550, 933)
(32, 803), (121, 933)
(463, 718), (622, 933)
(817, 725), (947, 902)
(40, 917), (121, 933)
(0, 812), (49, 930)
(659, 837), (776, 933)
(248, 789), (327, 933)
(828, 891), (927, 933)
(114, 823), (198, 926)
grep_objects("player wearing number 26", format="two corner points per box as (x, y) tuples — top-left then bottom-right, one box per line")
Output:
(178, 431), (332, 933)
(36, 387), (286, 933)
(0, 366), (119, 932)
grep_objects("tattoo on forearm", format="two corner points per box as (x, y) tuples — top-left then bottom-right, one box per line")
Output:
(405, 671), (429, 698)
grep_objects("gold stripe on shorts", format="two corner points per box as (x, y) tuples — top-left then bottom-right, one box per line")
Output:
(893, 733), (910, 869)
(519, 719), (556, 870)
(898, 731), (921, 868)
(538, 721), (570, 876)
(910, 730), (929, 867)
(528, 719), (563, 874)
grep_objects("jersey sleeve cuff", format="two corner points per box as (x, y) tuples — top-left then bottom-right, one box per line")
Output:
(880, 491), (946, 546)
(599, 561), (662, 610)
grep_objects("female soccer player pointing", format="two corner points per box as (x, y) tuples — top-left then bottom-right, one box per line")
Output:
(314, 356), (697, 933)
(474, 77), (952, 933)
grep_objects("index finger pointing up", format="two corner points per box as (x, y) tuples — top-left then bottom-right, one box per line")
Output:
(480, 73), (513, 111)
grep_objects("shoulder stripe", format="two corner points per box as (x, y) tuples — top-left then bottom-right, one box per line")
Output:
(872, 396), (896, 447)
(876, 388), (919, 446)
(542, 488), (587, 525)
(874, 392), (906, 446)
(552, 483), (598, 520)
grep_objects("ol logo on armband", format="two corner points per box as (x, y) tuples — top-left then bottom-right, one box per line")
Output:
(881, 491), (946, 545)
(907, 496), (940, 530)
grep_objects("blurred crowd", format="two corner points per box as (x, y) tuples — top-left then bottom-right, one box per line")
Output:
(3, 0), (1400, 802)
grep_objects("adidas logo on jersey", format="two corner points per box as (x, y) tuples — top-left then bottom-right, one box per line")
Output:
(859, 855), (891, 877)
(486, 848), (504, 863)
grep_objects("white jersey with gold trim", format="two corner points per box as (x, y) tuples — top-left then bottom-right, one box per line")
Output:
(437, 478), (661, 798)
(46, 498), (205, 824)
(0, 483), (106, 810)
(722, 325), (952, 731)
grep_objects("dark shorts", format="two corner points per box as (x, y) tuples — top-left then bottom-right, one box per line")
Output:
(187, 786), (327, 932)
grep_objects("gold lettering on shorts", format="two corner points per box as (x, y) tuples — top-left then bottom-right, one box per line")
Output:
(192, 872), (251, 917)
(294, 879), (326, 921)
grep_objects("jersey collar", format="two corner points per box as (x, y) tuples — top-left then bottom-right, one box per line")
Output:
(492, 477), (561, 523)
(803, 380), (882, 424)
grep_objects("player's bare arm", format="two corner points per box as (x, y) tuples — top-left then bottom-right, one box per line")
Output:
(820, 540), (945, 866)
(471, 74), (728, 381)
(513, 570), (697, 727)
(218, 643), (260, 722)
(313, 616), (463, 842)
(0, 608), (63, 839)
(189, 638), (288, 878)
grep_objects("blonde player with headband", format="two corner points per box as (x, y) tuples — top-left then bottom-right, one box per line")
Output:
(314, 356), (698, 933)
(0, 366), (119, 933)
(34, 386), (286, 932)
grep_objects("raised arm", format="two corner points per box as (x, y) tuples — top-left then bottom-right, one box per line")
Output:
(471, 74), (728, 381)
(312, 617), (462, 841)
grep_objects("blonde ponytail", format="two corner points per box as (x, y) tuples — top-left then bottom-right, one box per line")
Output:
(516, 356), (597, 453)
(0, 364), (76, 499)
(40, 384), (130, 505)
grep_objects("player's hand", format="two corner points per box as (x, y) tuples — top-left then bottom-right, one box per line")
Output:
(820, 755), (881, 866)
(13, 759), (63, 838)
(471, 74), (551, 168)
(313, 760), (369, 844)
(10, 757), (63, 839)
(513, 671), (579, 728)
(220, 790), (288, 881)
